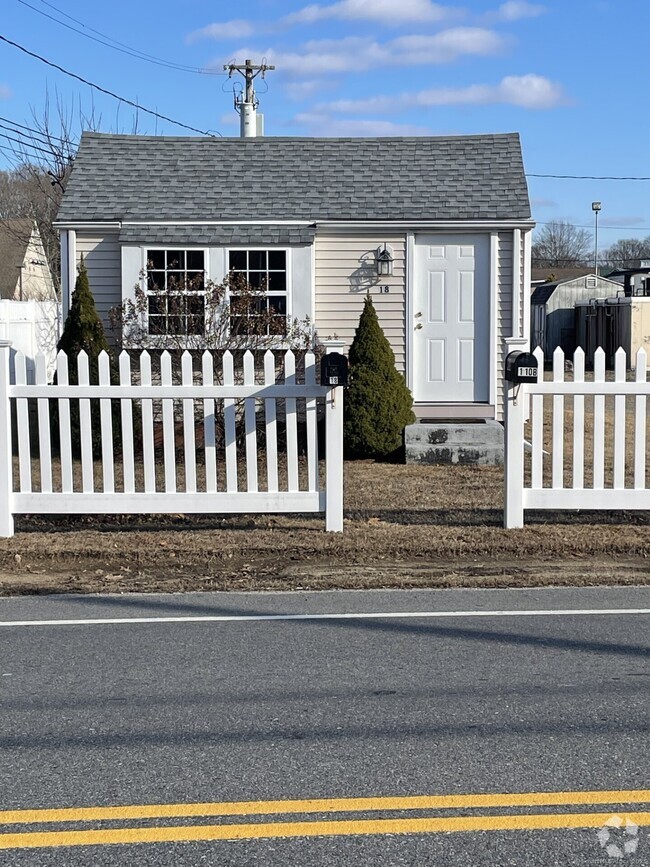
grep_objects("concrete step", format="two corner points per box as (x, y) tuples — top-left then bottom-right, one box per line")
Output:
(404, 421), (504, 466)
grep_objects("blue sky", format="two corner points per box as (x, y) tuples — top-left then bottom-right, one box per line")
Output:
(1, 0), (648, 245)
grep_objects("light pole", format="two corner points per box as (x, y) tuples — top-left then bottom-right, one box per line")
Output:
(592, 201), (601, 275)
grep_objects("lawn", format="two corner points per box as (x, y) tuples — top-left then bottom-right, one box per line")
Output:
(0, 459), (648, 595)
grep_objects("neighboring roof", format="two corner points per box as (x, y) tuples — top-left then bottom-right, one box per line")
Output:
(531, 266), (594, 283)
(531, 274), (621, 305)
(58, 132), (531, 224)
(0, 219), (33, 299)
(119, 224), (316, 246)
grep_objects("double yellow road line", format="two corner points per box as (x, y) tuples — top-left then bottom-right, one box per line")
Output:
(0, 789), (648, 849)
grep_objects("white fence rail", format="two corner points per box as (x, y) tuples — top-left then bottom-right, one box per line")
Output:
(0, 341), (344, 537)
(505, 345), (650, 528)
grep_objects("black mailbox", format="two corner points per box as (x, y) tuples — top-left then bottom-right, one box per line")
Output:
(505, 351), (539, 384)
(321, 352), (348, 387)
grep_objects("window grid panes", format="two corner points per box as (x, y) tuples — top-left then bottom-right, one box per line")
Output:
(146, 249), (205, 336)
(229, 249), (287, 336)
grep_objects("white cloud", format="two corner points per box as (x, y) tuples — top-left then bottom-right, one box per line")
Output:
(219, 112), (239, 128)
(293, 112), (430, 136)
(323, 74), (565, 112)
(0, 85), (11, 100)
(284, 0), (459, 25)
(283, 79), (335, 101)
(220, 28), (506, 76)
(186, 20), (254, 43)
(492, 1), (546, 21)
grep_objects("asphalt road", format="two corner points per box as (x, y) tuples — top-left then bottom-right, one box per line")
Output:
(0, 586), (648, 865)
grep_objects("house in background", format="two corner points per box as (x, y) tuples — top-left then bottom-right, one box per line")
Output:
(0, 219), (59, 382)
(54, 131), (533, 425)
(531, 273), (622, 356)
(0, 219), (55, 301)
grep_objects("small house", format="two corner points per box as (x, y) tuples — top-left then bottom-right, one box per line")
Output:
(55, 131), (533, 422)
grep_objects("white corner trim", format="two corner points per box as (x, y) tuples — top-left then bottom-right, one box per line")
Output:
(67, 229), (77, 310)
(512, 228), (522, 339)
(489, 232), (499, 408)
(405, 232), (415, 392)
(60, 231), (69, 320)
(522, 229), (532, 342)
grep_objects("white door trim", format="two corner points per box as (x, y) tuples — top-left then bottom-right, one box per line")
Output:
(489, 231), (499, 408)
(406, 231), (415, 393)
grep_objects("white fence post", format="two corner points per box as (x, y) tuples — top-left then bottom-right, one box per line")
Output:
(323, 341), (345, 533)
(504, 376), (526, 529)
(0, 339), (14, 537)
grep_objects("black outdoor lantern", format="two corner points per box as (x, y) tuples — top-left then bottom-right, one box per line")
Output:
(376, 244), (393, 277)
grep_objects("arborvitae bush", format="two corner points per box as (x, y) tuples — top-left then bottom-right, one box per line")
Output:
(344, 295), (415, 459)
(54, 257), (112, 455)
(58, 256), (110, 375)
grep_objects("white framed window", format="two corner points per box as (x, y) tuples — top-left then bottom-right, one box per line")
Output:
(145, 248), (206, 336)
(228, 249), (289, 336)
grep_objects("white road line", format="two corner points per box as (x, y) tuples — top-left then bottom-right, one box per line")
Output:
(0, 609), (648, 627)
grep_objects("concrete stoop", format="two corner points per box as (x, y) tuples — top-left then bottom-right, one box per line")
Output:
(404, 420), (504, 466)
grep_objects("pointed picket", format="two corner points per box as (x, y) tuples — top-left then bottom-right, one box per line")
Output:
(14, 351), (31, 493)
(634, 347), (647, 490)
(119, 352), (135, 494)
(551, 346), (564, 490)
(243, 350), (258, 493)
(613, 347), (627, 489)
(140, 351), (155, 493)
(305, 351), (319, 493)
(531, 346), (544, 489)
(181, 352), (196, 494)
(593, 347), (606, 490)
(284, 350), (299, 493)
(77, 350), (93, 493)
(264, 351), (278, 494)
(202, 351), (217, 494)
(98, 351), (114, 494)
(56, 351), (73, 494)
(222, 351), (238, 493)
(160, 351), (176, 493)
(572, 347), (585, 490)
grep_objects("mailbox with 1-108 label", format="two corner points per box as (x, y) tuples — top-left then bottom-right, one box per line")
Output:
(505, 351), (539, 384)
(321, 352), (349, 388)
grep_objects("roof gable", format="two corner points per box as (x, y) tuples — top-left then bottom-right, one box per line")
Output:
(57, 132), (531, 224)
(0, 219), (33, 299)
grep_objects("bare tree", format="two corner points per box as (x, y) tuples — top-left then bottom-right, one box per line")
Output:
(531, 220), (592, 268)
(602, 237), (650, 269)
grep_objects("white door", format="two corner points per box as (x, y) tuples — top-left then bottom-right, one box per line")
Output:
(412, 234), (490, 403)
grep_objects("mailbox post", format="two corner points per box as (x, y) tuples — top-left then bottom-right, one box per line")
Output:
(321, 343), (348, 533)
(503, 348), (539, 529)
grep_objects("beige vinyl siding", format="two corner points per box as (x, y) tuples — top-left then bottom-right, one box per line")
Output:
(315, 233), (406, 371)
(75, 232), (121, 338)
(496, 231), (514, 418)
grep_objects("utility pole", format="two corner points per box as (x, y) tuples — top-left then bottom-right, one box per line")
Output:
(223, 59), (275, 138)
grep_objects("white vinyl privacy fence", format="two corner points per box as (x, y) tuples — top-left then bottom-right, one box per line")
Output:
(505, 345), (650, 528)
(0, 340), (344, 537)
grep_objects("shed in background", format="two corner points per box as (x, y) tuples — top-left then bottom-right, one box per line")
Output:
(531, 273), (621, 356)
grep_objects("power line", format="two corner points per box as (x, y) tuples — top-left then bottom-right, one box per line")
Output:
(527, 173), (650, 181)
(0, 130), (60, 157)
(14, 0), (226, 77)
(0, 33), (219, 137)
(536, 220), (649, 232)
(0, 117), (74, 148)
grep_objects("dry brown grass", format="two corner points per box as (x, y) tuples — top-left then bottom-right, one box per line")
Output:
(0, 459), (648, 596)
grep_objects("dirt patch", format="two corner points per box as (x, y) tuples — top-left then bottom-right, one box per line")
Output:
(0, 464), (649, 595)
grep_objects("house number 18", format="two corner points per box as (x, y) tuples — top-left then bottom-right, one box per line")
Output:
(379, 286), (390, 293)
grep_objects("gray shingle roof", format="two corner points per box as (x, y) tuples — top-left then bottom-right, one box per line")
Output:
(119, 224), (316, 246)
(58, 133), (531, 224)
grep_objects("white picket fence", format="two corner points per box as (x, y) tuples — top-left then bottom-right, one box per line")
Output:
(505, 345), (650, 528)
(0, 340), (344, 537)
